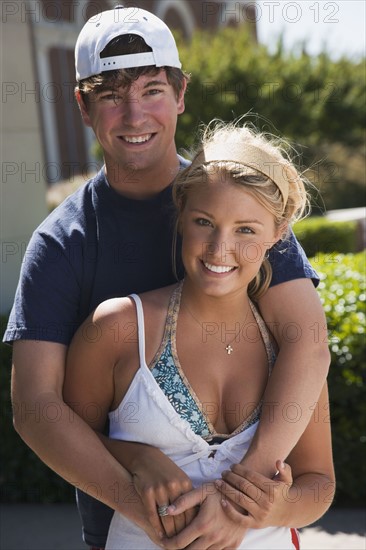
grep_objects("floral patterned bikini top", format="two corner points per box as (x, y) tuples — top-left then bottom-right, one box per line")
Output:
(148, 282), (276, 443)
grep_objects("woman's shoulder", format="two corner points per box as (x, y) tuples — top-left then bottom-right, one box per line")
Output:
(90, 283), (178, 328)
(91, 295), (136, 326)
(139, 283), (178, 310)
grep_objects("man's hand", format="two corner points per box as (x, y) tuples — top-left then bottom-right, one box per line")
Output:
(129, 445), (197, 538)
(162, 484), (249, 549)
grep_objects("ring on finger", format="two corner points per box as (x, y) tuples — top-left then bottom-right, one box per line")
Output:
(157, 504), (169, 517)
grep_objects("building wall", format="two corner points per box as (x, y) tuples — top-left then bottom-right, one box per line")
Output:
(1, 4), (48, 313)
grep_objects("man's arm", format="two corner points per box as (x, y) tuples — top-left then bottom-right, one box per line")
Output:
(11, 340), (163, 543)
(220, 382), (335, 528)
(164, 381), (335, 549)
(241, 278), (330, 477)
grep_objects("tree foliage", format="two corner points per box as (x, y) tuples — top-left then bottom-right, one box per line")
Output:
(175, 28), (365, 211)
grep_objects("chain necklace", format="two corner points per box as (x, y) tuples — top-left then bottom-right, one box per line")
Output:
(181, 300), (250, 355)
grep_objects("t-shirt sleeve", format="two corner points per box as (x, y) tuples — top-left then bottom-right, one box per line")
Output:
(269, 228), (319, 287)
(3, 230), (82, 345)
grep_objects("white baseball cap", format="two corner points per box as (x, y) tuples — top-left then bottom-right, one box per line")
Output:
(75, 5), (182, 81)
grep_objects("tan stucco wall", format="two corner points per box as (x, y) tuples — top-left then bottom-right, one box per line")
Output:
(1, 6), (48, 314)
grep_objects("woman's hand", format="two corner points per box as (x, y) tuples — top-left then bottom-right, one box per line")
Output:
(130, 445), (197, 538)
(215, 460), (294, 529)
(162, 484), (249, 549)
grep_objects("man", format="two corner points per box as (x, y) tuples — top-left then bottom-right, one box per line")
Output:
(4, 6), (330, 549)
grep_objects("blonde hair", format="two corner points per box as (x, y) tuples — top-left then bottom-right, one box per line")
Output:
(173, 120), (310, 300)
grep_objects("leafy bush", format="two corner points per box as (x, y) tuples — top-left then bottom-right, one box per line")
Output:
(294, 217), (359, 257)
(1, 253), (365, 504)
(313, 252), (366, 505)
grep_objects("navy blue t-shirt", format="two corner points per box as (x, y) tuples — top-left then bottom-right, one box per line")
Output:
(3, 164), (318, 546)
(4, 168), (183, 345)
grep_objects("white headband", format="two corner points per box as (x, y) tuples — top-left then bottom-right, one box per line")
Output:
(202, 144), (290, 204)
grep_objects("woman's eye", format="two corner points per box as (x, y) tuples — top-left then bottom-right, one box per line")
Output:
(238, 226), (254, 234)
(195, 218), (212, 227)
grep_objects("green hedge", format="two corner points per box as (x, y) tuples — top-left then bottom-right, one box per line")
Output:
(1, 252), (365, 504)
(294, 217), (358, 257)
(313, 252), (366, 506)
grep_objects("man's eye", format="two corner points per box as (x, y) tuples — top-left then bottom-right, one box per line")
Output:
(146, 88), (162, 96)
(100, 93), (120, 102)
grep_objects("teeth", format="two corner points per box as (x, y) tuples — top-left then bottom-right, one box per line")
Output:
(204, 263), (235, 274)
(123, 134), (152, 143)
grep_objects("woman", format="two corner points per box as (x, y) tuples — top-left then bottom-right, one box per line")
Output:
(64, 121), (335, 549)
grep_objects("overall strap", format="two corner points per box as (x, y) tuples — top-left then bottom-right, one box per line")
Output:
(249, 300), (277, 372)
(129, 294), (147, 367)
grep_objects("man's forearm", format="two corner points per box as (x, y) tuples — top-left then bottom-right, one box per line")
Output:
(97, 435), (157, 473)
(11, 341), (164, 543)
(279, 473), (335, 528)
(240, 344), (330, 477)
(13, 391), (142, 521)
(248, 279), (331, 477)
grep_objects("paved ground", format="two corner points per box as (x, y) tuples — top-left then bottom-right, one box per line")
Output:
(0, 504), (365, 550)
